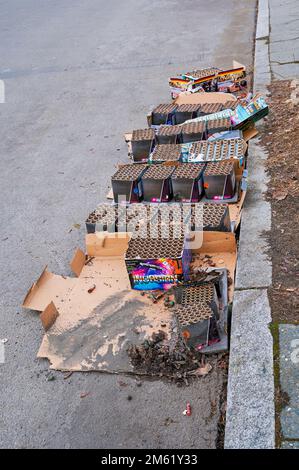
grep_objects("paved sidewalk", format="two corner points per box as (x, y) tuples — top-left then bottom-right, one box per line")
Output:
(268, 0), (299, 448)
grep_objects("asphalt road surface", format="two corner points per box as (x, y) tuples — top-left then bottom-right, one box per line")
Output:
(0, 0), (256, 449)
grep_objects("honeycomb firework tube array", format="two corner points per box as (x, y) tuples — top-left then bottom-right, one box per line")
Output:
(155, 125), (182, 144)
(187, 138), (245, 162)
(111, 163), (148, 203)
(150, 144), (182, 162)
(207, 117), (231, 134)
(171, 163), (206, 202)
(131, 128), (155, 162)
(174, 103), (201, 125)
(181, 121), (206, 143)
(199, 102), (223, 116)
(203, 160), (236, 200)
(151, 103), (177, 126)
(85, 202), (231, 234)
(173, 281), (220, 349)
(125, 230), (192, 290)
(141, 164), (176, 203)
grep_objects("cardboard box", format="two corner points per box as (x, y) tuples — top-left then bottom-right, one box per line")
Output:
(150, 103), (177, 126)
(182, 138), (247, 163)
(155, 125), (182, 144)
(207, 117), (232, 135)
(174, 281), (221, 349)
(125, 231), (192, 291)
(171, 163), (205, 202)
(150, 144), (182, 163)
(203, 161), (236, 200)
(111, 164), (148, 203)
(131, 128), (155, 162)
(141, 164), (175, 202)
(181, 121), (206, 143)
(174, 103), (201, 124)
(86, 202), (232, 235)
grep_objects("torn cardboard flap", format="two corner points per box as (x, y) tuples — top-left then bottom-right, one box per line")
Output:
(40, 302), (59, 331)
(22, 268), (77, 312)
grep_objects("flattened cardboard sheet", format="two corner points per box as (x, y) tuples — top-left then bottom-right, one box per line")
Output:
(24, 232), (236, 373)
(174, 92), (236, 105)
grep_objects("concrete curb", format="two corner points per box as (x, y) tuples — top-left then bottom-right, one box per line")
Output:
(224, 0), (275, 449)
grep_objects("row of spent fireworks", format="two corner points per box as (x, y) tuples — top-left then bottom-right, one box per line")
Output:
(130, 133), (246, 163)
(85, 202), (231, 234)
(110, 160), (236, 204)
(146, 102), (236, 127)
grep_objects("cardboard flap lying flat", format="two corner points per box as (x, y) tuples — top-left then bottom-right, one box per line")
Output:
(70, 248), (86, 277)
(175, 92), (236, 105)
(22, 269), (77, 312)
(86, 233), (129, 257)
(40, 302), (59, 331)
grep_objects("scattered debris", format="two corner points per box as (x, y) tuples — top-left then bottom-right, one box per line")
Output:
(127, 331), (207, 384)
(189, 363), (212, 376)
(87, 284), (96, 294)
(80, 392), (90, 399)
(183, 402), (192, 416)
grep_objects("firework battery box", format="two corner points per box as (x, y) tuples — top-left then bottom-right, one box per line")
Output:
(131, 128), (155, 162)
(150, 103), (177, 126)
(141, 164), (175, 202)
(181, 121), (206, 143)
(186, 138), (246, 163)
(171, 163), (205, 202)
(174, 281), (220, 349)
(203, 161), (236, 200)
(155, 125), (182, 145)
(111, 163), (148, 203)
(207, 117), (231, 136)
(125, 231), (192, 290)
(198, 102), (223, 116)
(86, 203), (151, 234)
(174, 104), (201, 125)
(150, 144), (182, 163)
(85, 204), (118, 234)
(188, 203), (231, 232)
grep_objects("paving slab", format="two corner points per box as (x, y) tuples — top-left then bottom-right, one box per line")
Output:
(256, 0), (269, 39)
(279, 324), (299, 440)
(269, 0), (299, 80)
(236, 139), (272, 290)
(224, 289), (275, 449)
(280, 440), (299, 449)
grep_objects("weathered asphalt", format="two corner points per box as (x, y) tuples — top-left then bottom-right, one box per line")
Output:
(0, 0), (256, 449)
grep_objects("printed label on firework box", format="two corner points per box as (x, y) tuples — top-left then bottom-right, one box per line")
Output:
(125, 248), (191, 291)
